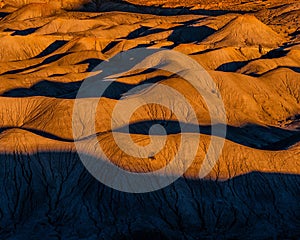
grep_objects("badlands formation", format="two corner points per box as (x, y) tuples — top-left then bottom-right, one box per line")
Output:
(0, 0), (299, 239)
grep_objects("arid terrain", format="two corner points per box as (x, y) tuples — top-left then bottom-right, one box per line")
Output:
(0, 0), (299, 239)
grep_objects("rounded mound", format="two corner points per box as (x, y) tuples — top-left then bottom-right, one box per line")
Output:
(202, 14), (284, 48)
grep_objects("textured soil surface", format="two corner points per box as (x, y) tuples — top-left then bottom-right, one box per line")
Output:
(0, 1), (299, 239)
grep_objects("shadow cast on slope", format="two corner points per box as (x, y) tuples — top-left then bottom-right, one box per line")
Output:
(0, 126), (74, 142)
(95, 0), (248, 16)
(216, 47), (296, 73)
(0, 12), (10, 19)
(8, 27), (40, 36)
(216, 60), (250, 72)
(114, 121), (300, 150)
(1, 74), (166, 99)
(0, 151), (299, 239)
(290, 66), (300, 73)
(168, 25), (215, 45)
(1, 120), (299, 151)
(123, 18), (215, 46)
(248, 66), (300, 77)
(35, 40), (69, 58)
(1, 52), (71, 75)
(125, 26), (166, 40)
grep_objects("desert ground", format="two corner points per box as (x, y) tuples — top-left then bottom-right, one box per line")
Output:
(0, 0), (299, 239)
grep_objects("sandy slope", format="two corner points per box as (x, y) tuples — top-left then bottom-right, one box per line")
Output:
(0, 1), (299, 181)
(0, 1), (299, 239)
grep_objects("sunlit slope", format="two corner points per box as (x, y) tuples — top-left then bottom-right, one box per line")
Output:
(0, 4), (299, 177)
(0, 2), (299, 239)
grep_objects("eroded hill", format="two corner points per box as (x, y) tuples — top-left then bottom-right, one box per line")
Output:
(0, 1), (299, 239)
